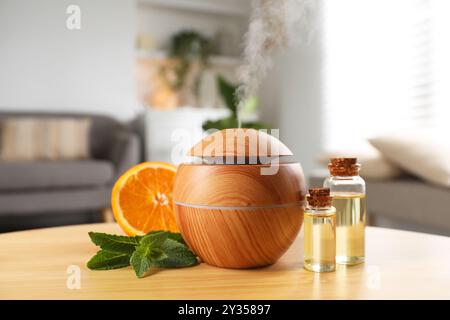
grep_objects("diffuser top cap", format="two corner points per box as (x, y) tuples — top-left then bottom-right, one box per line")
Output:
(188, 128), (293, 158)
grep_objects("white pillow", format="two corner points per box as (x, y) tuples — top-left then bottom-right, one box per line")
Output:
(369, 129), (450, 187)
(317, 143), (403, 180)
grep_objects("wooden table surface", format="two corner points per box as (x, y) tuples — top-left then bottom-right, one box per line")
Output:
(0, 223), (449, 300)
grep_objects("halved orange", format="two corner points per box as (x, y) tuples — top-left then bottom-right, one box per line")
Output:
(111, 162), (178, 236)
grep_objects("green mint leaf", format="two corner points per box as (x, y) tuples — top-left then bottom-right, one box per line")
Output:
(154, 239), (199, 268)
(166, 232), (186, 245)
(88, 232), (140, 254)
(150, 248), (169, 261)
(130, 233), (169, 277)
(140, 232), (168, 248)
(130, 245), (153, 278)
(146, 230), (186, 245)
(87, 250), (130, 270)
(87, 230), (195, 278)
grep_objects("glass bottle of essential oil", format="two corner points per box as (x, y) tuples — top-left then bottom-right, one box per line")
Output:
(324, 158), (366, 265)
(303, 188), (336, 273)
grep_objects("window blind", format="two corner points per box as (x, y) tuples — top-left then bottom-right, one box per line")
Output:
(321, 0), (446, 151)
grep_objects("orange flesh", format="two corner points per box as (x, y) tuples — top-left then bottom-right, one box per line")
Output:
(112, 162), (178, 235)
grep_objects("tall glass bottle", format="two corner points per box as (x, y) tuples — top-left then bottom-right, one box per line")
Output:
(324, 158), (366, 265)
(303, 188), (336, 273)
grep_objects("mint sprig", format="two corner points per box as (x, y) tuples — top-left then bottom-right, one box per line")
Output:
(156, 239), (198, 268)
(87, 231), (198, 278)
(87, 250), (131, 270)
(88, 232), (141, 254)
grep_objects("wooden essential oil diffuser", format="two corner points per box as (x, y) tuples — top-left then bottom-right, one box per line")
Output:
(173, 129), (306, 268)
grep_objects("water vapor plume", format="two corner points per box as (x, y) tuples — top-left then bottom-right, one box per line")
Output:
(237, 0), (315, 124)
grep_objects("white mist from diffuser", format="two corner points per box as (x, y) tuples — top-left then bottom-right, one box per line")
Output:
(237, 0), (315, 128)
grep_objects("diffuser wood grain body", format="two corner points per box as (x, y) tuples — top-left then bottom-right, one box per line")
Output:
(173, 163), (306, 268)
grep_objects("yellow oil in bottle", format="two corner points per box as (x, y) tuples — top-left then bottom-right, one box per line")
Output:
(303, 209), (336, 272)
(332, 192), (366, 265)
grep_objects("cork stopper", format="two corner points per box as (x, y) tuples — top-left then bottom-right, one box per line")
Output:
(306, 188), (333, 207)
(328, 157), (360, 176)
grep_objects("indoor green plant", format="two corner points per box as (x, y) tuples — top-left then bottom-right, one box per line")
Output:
(202, 75), (269, 131)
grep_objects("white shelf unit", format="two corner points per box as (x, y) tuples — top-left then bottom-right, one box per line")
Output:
(144, 107), (230, 163)
(136, 50), (242, 68)
(138, 0), (251, 17)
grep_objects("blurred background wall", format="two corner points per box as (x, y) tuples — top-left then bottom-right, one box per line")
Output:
(0, 0), (139, 120)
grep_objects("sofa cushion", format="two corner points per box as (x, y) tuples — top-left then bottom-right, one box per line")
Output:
(369, 129), (450, 187)
(316, 143), (403, 180)
(0, 187), (111, 214)
(0, 160), (114, 191)
(0, 117), (91, 161)
(367, 177), (450, 232)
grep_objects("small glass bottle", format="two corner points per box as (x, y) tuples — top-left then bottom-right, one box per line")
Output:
(303, 188), (336, 273)
(324, 158), (366, 265)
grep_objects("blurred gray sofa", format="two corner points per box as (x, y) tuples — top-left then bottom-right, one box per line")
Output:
(0, 112), (140, 223)
(310, 171), (450, 236)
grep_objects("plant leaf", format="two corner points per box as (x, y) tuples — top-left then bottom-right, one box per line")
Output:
(217, 75), (238, 116)
(130, 245), (153, 278)
(242, 121), (269, 130)
(150, 248), (169, 261)
(87, 231), (195, 278)
(88, 232), (140, 254)
(140, 232), (168, 249)
(202, 117), (238, 131)
(87, 250), (130, 270)
(147, 230), (186, 245)
(154, 239), (199, 268)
